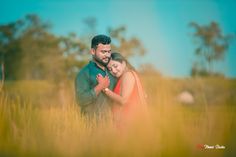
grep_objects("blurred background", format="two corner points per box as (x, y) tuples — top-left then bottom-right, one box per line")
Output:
(0, 0), (236, 157)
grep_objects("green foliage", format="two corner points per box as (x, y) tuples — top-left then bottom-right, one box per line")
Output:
(108, 26), (146, 58)
(189, 21), (234, 77)
(0, 14), (146, 82)
(191, 65), (225, 78)
(0, 14), (65, 81)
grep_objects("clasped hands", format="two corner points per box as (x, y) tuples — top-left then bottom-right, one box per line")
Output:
(96, 74), (110, 91)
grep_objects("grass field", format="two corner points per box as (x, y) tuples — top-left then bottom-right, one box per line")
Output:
(0, 76), (236, 157)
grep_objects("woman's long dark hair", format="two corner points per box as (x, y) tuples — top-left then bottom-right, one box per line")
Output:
(110, 52), (135, 71)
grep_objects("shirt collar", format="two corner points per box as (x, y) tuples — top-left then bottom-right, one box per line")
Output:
(90, 60), (107, 72)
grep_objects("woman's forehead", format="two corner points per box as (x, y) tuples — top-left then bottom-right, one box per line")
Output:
(108, 60), (117, 66)
(110, 59), (120, 64)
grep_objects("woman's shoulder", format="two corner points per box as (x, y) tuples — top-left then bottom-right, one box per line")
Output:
(122, 71), (135, 83)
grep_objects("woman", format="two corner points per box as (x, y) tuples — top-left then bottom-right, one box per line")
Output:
(97, 52), (147, 128)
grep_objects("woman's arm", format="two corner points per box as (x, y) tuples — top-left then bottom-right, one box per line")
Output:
(103, 88), (125, 105)
(103, 71), (135, 105)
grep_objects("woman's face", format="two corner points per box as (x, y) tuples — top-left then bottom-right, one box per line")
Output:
(107, 59), (126, 78)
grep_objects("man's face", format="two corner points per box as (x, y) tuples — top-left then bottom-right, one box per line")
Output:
(91, 43), (111, 66)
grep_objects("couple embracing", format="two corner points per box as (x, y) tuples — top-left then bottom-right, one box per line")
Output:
(75, 35), (147, 128)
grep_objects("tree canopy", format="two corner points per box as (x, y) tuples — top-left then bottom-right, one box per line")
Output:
(0, 14), (146, 82)
(189, 21), (234, 77)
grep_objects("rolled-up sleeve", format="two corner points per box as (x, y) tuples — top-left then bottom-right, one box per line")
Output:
(75, 72), (96, 107)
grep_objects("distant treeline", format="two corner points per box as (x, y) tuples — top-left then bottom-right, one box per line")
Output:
(0, 14), (146, 82)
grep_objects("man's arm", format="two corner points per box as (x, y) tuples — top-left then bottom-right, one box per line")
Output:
(95, 74), (110, 95)
(75, 72), (97, 107)
(75, 71), (110, 106)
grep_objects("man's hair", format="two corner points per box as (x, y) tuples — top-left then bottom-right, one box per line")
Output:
(91, 35), (111, 49)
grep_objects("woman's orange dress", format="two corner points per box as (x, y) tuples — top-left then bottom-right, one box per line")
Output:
(112, 71), (147, 128)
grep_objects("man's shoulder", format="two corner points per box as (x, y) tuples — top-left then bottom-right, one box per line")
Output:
(80, 63), (90, 72)
(107, 71), (117, 80)
(76, 63), (91, 77)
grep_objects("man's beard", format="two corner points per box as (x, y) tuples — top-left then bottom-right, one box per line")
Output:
(93, 54), (110, 66)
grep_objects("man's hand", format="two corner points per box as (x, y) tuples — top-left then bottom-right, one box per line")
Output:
(94, 74), (110, 96)
(96, 74), (110, 89)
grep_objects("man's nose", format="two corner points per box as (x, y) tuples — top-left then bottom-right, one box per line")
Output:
(111, 68), (115, 72)
(105, 53), (110, 57)
(112, 69), (117, 74)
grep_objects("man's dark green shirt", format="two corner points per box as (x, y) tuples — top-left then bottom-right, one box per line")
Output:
(75, 61), (117, 116)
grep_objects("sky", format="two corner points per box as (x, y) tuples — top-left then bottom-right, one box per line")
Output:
(1, 0), (236, 78)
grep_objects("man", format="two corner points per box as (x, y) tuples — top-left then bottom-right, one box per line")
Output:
(75, 35), (117, 118)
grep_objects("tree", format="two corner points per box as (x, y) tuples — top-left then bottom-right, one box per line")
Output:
(0, 14), (62, 80)
(189, 21), (234, 76)
(0, 14), (147, 82)
(108, 26), (146, 58)
(0, 19), (23, 80)
(0, 14), (88, 81)
(58, 32), (89, 79)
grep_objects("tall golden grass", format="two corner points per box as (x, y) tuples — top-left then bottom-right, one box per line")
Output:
(0, 77), (235, 157)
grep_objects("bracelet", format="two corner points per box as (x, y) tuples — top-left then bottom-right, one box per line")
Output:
(103, 88), (109, 93)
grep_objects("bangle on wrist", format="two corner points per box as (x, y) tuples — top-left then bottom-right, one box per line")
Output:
(103, 88), (109, 93)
